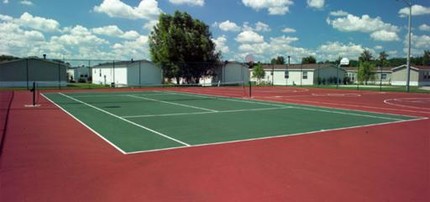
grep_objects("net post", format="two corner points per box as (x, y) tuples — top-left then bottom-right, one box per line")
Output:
(249, 81), (252, 98)
(32, 81), (36, 106)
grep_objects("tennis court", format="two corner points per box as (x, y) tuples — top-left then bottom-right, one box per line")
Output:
(42, 90), (418, 154)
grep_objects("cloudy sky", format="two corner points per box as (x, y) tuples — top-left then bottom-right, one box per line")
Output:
(1, 0), (429, 63)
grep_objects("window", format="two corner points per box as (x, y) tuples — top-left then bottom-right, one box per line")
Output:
(381, 73), (387, 80)
(303, 71), (308, 79)
(284, 70), (289, 79)
(424, 72), (430, 80)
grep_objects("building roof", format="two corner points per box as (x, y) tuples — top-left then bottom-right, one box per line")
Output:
(0, 57), (69, 67)
(392, 64), (430, 71)
(262, 63), (335, 70)
(93, 59), (152, 67)
(343, 66), (393, 72)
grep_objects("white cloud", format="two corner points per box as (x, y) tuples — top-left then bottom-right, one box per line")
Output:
(235, 30), (264, 43)
(212, 35), (230, 53)
(254, 21), (271, 32)
(328, 14), (400, 42)
(307, 0), (324, 9)
(169, 0), (204, 6)
(122, 31), (140, 40)
(329, 14), (399, 33)
(411, 34), (430, 49)
(419, 24), (430, 32)
(218, 20), (241, 32)
(93, 0), (162, 21)
(92, 25), (140, 40)
(282, 27), (296, 33)
(370, 30), (400, 41)
(20, 0), (33, 6)
(55, 25), (108, 46)
(330, 10), (349, 17)
(18, 12), (60, 32)
(374, 45), (383, 50)
(0, 12), (152, 59)
(399, 5), (430, 17)
(242, 22), (271, 32)
(0, 21), (46, 56)
(92, 25), (123, 36)
(270, 35), (298, 45)
(236, 38), (313, 63)
(242, 0), (294, 15)
(3, 0), (9, 4)
(404, 34), (430, 56)
(0, 14), (13, 21)
(317, 42), (369, 61)
(111, 35), (150, 59)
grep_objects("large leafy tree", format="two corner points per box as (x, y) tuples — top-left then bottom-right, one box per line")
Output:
(271, 56), (285, 64)
(149, 11), (221, 83)
(301, 56), (316, 64)
(423, 50), (430, 65)
(378, 51), (389, 67)
(359, 50), (373, 62)
(252, 63), (265, 84)
(358, 61), (376, 85)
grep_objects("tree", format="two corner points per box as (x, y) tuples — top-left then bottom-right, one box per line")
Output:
(358, 61), (375, 85)
(252, 63), (265, 84)
(271, 56), (285, 64)
(423, 50), (430, 65)
(0, 55), (19, 62)
(301, 56), (316, 64)
(378, 51), (389, 67)
(149, 11), (221, 84)
(359, 50), (373, 62)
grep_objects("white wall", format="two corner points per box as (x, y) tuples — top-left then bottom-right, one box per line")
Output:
(92, 61), (162, 86)
(223, 63), (250, 83)
(92, 66), (114, 85)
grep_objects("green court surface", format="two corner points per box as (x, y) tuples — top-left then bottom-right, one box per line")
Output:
(43, 91), (416, 154)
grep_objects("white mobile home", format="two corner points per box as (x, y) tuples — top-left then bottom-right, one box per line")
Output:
(67, 65), (91, 82)
(344, 67), (393, 85)
(92, 60), (162, 87)
(252, 64), (345, 86)
(392, 65), (430, 86)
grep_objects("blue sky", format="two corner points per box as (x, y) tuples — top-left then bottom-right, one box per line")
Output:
(1, 0), (429, 63)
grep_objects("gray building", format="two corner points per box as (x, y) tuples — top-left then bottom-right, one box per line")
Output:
(0, 58), (68, 88)
(344, 67), (393, 85)
(392, 65), (430, 86)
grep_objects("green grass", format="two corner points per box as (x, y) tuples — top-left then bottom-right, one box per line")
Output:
(43, 91), (417, 154)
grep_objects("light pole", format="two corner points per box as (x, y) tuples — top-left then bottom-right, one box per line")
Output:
(398, 0), (412, 92)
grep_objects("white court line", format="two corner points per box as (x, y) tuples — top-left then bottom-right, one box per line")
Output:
(123, 107), (292, 118)
(163, 91), (414, 120)
(127, 94), (218, 112)
(125, 116), (428, 155)
(41, 93), (127, 154)
(71, 92), (168, 98)
(384, 98), (430, 110)
(58, 93), (191, 147)
(164, 91), (286, 108)
(277, 97), (430, 115)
